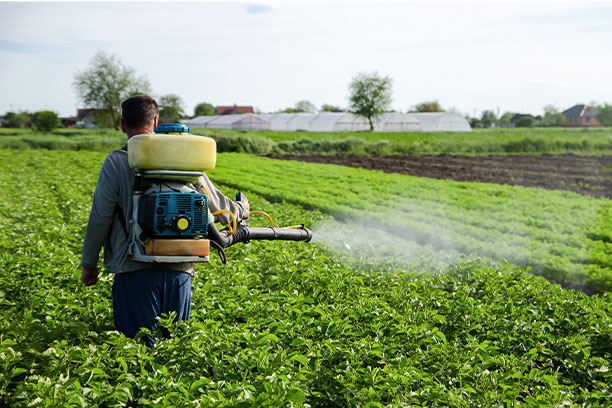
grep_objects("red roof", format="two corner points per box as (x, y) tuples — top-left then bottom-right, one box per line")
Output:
(216, 105), (254, 115)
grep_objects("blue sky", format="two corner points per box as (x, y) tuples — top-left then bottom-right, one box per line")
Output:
(1, 1), (611, 118)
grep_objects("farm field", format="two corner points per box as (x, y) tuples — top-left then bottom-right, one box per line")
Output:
(1, 149), (611, 405)
(194, 126), (612, 156)
(270, 153), (612, 198)
(4, 126), (612, 156)
(211, 153), (612, 292)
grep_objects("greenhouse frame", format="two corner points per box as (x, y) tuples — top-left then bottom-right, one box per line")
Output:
(183, 112), (471, 132)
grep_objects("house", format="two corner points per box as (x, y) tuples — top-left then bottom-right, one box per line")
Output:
(76, 109), (102, 129)
(60, 117), (77, 128)
(215, 105), (254, 115)
(562, 104), (600, 127)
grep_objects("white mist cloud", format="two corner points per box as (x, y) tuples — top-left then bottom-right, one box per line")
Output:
(312, 216), (468, 273)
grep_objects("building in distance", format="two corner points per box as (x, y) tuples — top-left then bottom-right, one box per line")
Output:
(562, 104), (600, 127)
(215, 105), (255, 115)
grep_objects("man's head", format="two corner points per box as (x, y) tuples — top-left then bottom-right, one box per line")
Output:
(120, 95), (159, 137)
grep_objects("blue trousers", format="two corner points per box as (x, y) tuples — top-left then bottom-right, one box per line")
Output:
(112, 269), (191, 342)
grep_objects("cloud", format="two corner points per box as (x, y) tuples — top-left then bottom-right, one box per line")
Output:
(246, 4), (272, 15)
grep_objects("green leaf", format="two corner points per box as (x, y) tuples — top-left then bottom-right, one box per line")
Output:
(291, 355), (309, 366)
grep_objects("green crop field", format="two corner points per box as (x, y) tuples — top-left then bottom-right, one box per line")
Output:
(212, 153), (612, 292)
(3, 126), (612, 156)
(193, 127), (612, 156)
(0, 149), (611, 406)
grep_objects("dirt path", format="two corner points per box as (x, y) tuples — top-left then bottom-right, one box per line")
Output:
(269, 154), (612, 198)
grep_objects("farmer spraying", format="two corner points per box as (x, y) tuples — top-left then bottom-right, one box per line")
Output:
(80, 95), (249, 345)
(80, 95), (311, 345)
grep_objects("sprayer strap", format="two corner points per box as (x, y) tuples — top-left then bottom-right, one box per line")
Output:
(115, 204), (129, 239)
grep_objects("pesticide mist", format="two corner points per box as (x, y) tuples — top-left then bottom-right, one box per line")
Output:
(311, 214), (475, 274)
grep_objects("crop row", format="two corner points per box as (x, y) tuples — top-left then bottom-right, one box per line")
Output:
(0, 150), (611, 406)
(4, 127), (612, 156)
(209, 153), (612, 291)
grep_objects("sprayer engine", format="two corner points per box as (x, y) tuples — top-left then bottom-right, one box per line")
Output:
(137, 191), (209, 238)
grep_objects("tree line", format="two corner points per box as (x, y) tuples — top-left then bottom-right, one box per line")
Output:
(3, 51), (612, 131)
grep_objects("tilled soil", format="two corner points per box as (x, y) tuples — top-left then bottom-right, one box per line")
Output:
(269, 154), (612, 198)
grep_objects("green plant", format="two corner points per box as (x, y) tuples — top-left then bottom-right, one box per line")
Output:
(0, 150), (611, 406)
(32, 111), (59, 131)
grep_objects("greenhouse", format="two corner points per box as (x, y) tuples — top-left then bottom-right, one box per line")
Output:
(374, 113), (421, 132)
(181, 115), (218, 128)
(255, 114), (296, 131)
(182, 112), (471, 132)
(184, 114), (271, 130)
(410, 113), (472, 132)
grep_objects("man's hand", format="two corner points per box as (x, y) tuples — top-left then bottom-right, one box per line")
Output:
(81, 267), (99, 286)
(240, 198), (250, 219)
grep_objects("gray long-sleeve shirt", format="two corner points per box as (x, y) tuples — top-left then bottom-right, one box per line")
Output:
(81, 147), (246, 274)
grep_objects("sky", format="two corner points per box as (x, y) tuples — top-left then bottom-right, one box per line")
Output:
(1, 1), (612, 118)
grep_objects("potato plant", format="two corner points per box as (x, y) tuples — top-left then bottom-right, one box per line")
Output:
(211, 153), (612, 292)
(0, 150), (611, 406)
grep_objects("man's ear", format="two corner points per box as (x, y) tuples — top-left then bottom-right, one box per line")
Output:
(153, 114), (159, 128)
(120, 118), (127, 134)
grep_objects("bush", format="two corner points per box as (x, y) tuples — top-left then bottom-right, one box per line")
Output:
(515, 116), (535, 128)
(33, 111), (59, 131)
(214, 134), (276, 155)
(364, 139), (391, 155)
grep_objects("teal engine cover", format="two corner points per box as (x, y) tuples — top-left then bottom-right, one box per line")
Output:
(138, 192), (208, 238)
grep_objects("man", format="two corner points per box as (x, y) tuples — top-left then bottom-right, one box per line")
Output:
(81, 95), (248, 344)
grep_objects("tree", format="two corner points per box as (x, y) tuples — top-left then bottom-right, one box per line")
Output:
(295, 100), (316, 113)
(4, 111), (31, 128)
(597, 103), (612, 126)
(541, 105), (566, 126)
(499, 112), (514, 125)
(469, 117), (482, 128)
(32, 111), (59, 131)
(348, 71), (393, 130)
(321, 104), (343, 112)
(73, 51), (151, 129)
(413, 100), (444, 112)
(480, 110), (497, 128)
(194, 102), (215, 117)
(515, 116), (535, 127)
(159, 94), (185, 123)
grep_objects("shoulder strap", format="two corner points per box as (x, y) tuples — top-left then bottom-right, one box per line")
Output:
(115, 204), (129, 239)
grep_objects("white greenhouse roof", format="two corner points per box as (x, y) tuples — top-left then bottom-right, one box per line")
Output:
(375, 113), (421, 132)
(181, 112), (470, 132)
(286, 114), (318, 131)
(411, 113), (471, 132)
(332, 113), (370, 132)
(307, 112), (345, 132)
(256, 114), (295, 131)
(182, 115), (217, 127)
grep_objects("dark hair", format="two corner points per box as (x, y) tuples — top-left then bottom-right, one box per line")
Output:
(121, 95), (158, 129)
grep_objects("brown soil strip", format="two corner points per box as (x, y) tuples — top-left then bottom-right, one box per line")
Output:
(268, 154), (612, 198)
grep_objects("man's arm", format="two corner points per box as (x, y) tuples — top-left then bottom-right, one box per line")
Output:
(80, 155), (121, 284)
(199, 174), (249, 225)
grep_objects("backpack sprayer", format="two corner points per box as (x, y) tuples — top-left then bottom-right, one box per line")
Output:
(127, 123), (312, 264)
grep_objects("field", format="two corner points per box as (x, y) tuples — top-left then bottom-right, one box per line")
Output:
(4, 126), (612, 156)
(193, 127), (612, 156)
(271, 154), (612, 198)
(1, 146), (612, 406)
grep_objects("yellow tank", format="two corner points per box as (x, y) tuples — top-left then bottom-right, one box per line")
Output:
(128, 133), (216, 171)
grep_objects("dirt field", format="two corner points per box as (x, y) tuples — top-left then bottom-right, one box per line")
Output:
(270, 154), (612, 198)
